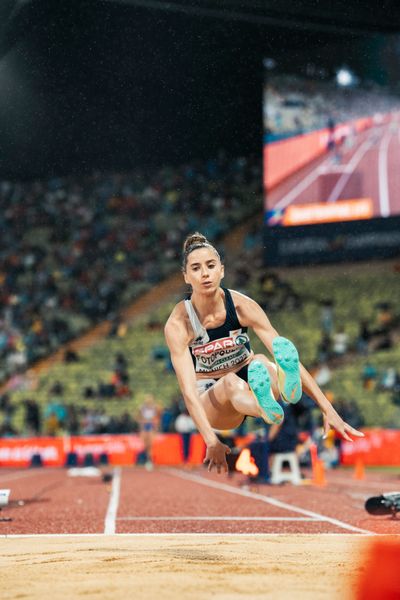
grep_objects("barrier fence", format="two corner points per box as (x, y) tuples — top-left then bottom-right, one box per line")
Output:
(0, 429), (400, 467)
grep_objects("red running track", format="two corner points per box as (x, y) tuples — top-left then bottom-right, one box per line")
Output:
(1, 466), (400, 537)
(266, 122), (400, 219)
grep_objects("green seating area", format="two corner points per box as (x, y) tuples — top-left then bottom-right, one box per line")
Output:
(7, 302), (180, 432)
(245, 261), (400, 427)
(246, 263), (399, 364)
(3, 260), (400, 432)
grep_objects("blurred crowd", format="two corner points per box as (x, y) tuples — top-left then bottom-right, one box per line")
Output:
(0, 368), (192, 439)
(0, 151), (399, 444)
(0, 153), (261, 382)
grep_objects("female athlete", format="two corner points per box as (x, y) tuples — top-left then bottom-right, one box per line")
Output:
(164, 233), (364, 474)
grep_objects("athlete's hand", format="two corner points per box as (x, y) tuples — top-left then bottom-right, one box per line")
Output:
(323, 407), (364, 442)
(203, 440), (231, 474)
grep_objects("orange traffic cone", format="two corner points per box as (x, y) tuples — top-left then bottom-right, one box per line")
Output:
(356, 539), (400, 599)
(236, 448), (259, 477)
(312, 459), (327, 487)
(353, 458), (365, 481)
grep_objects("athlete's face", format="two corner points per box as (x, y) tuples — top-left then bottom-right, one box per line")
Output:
(184, 247), (224, 293)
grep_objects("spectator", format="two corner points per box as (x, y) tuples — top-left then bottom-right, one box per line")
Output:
(320, 299), (334, 335)
(175, 408), (196, 464)
(138, 394), (160, 470)
(356, 320), (371, 355)
(314, 363), (332, 387)
(63, 347), (80, 363)
(0, 394), (15, 424)
(23, 399), (41, 435)
(332, 326), (349, 357)
(317, 332), (332, 363)
(362, 363), (378, 390)
(379, 368), (398, 391)
(268, 402), (299, 455)
(65, 404), (80, 435)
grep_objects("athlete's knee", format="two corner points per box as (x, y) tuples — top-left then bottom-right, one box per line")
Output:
(253, 354), (277, 374)
(253, 353), (274, 366)
(223, 372), (247, 393)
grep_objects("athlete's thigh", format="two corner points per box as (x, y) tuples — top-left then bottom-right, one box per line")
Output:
(198, 374), (247, 430)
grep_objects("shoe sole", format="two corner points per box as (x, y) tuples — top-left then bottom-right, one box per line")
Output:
(272, 337), (302, 404)
(248, 360), (284, 425)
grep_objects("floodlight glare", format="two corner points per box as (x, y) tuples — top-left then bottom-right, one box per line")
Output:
(336, 68), (353, 87)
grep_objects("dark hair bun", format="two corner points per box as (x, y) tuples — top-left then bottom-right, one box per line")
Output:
(183, 232), (208, 253)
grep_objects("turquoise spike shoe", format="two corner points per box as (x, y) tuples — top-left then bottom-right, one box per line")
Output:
(272, 337), (302, 404)
(248, 360), (284, 425)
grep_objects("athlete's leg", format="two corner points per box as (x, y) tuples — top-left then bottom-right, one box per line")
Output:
(199, 373), (261, 430)
(199, 356), (281, 430)
(253, 354), (280, 398)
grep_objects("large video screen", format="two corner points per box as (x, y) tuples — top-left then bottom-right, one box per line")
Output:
(263, 49), (400, 229)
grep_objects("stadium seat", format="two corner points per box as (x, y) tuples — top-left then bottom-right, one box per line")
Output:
(270, 452), (302, 485)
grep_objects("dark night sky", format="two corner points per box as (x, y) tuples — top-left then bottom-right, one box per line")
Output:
(0, 1), (397, 179)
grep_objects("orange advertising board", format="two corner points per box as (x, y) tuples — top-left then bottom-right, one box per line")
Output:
(0, 434), (206, 467)
(282, 198), (373, 226)
(70, 435), (144, 466)
(1, 429), (399, 468)
(341, 429), (400, 466)
(0, 437), (65, 467)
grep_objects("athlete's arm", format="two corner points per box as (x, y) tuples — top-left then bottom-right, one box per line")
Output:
(234, 292), (363, 442)
(165, 308), (230, 471)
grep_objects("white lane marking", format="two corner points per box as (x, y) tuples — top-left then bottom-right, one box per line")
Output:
(167, 469), (374, 535)
(319, 165), (353, 174)
(273, 129), (372, 211)
(326, 137), (374, 203)
(326, 476), (399, 491)
(116, 516), (319, 521)
(104, 467), (121, 535)
(274, 162), (328, 211)
(1, 533), (389, 538)
(378, 129), (391, 217)
(0, 471), (48, 484)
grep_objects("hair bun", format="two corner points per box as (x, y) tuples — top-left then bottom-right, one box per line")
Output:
(183, 232), (208, 253)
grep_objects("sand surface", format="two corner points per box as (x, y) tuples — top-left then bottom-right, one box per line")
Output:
(0, 534), (377, 599)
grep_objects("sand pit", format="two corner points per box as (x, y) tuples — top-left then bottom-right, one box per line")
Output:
(0, 534), (380, 600)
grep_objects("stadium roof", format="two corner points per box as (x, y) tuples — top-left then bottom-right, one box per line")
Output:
(105, 0), (400, 34)
(1, 0), (400, 61)
(0, 0), (399, 178)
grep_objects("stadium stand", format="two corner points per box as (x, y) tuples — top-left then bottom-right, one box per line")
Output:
(0, 154), (261, 382)
(1, 231), (400, 435)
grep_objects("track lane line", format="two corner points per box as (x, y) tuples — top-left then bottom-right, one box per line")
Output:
(0, 472), (40, 484)
(273, 128), (373, 211)
(273, 165), (327, 211)
(0, 470), (58, 484)
(104, 467), (121, 535)
(378, 129), (391, 217)
(117, 516), (319, 521)
(326, 137), (374, 203)
(1, 533), (383, 538)
(167, 468), (374, 535)
(323, 476), (400, 491)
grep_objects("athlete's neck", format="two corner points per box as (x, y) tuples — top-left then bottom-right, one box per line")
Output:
(191, 287), (225, 319)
